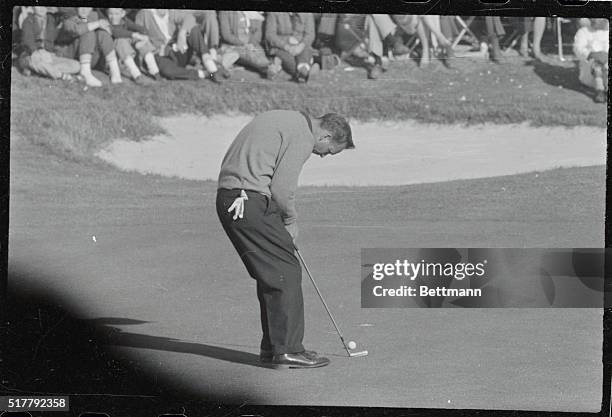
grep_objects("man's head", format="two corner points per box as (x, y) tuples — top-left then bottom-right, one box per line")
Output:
(33, 7), (47, 17)
(312, 113), (354, 158)
(592, 18), (609, 31)
(77, 7), (92, 19)
(154, 9), (168, 18)
(106, 8), (125, 25)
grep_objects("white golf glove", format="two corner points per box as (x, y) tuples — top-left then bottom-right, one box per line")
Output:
(228, 190), (248, 220)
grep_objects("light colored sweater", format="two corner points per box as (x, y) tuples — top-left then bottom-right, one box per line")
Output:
(218, 110), (315, 225)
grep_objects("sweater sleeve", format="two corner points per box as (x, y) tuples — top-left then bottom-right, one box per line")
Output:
(173, 10), (196, 34)
(301, 13), (315, 47)
(125, 18), (148, 34)
(20, 17), (38, 54)
(111, 22), (133, 38)
(61, 15), (90, 36)
(219, 12), (243, 45)
(269, 132), (312, 225)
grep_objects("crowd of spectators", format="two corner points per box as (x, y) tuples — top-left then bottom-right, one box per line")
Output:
(12, 8), (609, 102)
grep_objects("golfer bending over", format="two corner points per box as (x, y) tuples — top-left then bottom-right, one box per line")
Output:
(216, 110), (354, 369)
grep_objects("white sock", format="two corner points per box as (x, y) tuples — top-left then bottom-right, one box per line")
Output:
(106, 52), (122, 84)
(79, 55), (102, 87)
(124, 56), (142, 79)
(144, 53), (159, 75)
(202, 55), (218, 73)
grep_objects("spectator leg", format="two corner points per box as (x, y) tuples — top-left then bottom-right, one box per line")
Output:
(365, 15), (384, 58)
(225, 45), (270, 74)
(97, 30), (122, 83)
(485, 16), (502, 62)
(189, 28), (218, 73)
(50, 54), (81, 76)
(532, 17), (546, 59)
(77, 32), (102, 87)
(200, 10), (220, 48)
(370, 14), (411, 56)
(28, 50), (63, 79)
(415, 20), (430, 66)
(273, 49), (298, 77)
(143, 52), (161, 76)
(155, 54), (200, 80)
(420, 16), (452, 48)
(114, 38), (142, 80)
(592, 64), (605, 91)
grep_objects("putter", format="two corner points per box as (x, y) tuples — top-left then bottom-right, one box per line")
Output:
(294, 245), (368, 358)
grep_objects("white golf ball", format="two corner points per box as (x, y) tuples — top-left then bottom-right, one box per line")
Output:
(347, 341), (357, 350)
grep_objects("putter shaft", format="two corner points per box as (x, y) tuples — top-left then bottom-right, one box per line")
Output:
(294, 247), (353, 356)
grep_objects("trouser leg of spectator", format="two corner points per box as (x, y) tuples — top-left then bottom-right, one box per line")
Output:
(77, 33), (103, 87)
(50, 54), (80, 75)
(189, 28), (218, 73)
(200, 10), (220, 48)
(154, 54), (199, 80)
(274, 49), (298, 76)
(296, 47), (313, 66)
(370, 14), (396, 39)
(532, 17), (546, 59)
(143, 52), (161, 76)
(28, 50), (63, 79)
(485, 16), (502, 62)
(216, 189), (305, 355)
(592, 64), (605, 91)
(365, 15), (384, 58)
(225, 45), (270, 73)
(420, 15), (451, 48)
(99, 32), (123, 84)
(316, 13), (337, 49)
(416, 20), (430, 66)
(114, 38), (141, 79)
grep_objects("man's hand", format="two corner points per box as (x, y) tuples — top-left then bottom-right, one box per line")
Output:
(293, 42), (305, 56)
(176, 30), (188, 53)
(133, 32), (149, 42)
(285, 222), (298, 242)
(227, 190), (248, 220)
(98, 19), (112, 34)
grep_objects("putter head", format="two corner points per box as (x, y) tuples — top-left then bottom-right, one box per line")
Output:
(348, 350), (368, 358)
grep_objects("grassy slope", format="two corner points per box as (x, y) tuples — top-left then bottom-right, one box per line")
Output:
(10, 137), (605, 248)
(10, 54), (606, 161)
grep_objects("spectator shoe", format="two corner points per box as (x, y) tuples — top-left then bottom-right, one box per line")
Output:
(593, 90), (606, 103)
(133, 75), (154, 86)
(263, 351), (330, 369)
(209, 71), (223, 84)
(297, 65), (310, 83)
(367, 64), (382, 80)
(217, 65), (231, 79)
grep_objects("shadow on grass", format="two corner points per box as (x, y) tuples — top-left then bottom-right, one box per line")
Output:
(88, 318), (274, 369)
(529, 60), (592, 99)
(1, 266), (268, 416)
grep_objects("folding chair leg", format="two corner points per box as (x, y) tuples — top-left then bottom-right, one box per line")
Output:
(556, 18), (565, 61)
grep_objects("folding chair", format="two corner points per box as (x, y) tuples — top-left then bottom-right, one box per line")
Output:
(451, 16), (478, 49)
(555, 17), (573, 61)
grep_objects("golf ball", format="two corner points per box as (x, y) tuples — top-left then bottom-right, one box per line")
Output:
(347, 341), (357, 350)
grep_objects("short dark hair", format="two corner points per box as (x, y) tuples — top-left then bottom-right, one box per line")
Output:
(319, 113), (354, 150)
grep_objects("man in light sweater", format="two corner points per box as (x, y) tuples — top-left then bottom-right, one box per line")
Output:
(216, 110), (354, 369)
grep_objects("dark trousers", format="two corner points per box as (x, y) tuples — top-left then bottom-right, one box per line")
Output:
(58, 30), (114, 68)
(154, 29), (210, 80)
(216, 189), (305, 355)
(270, 48), (313, 76)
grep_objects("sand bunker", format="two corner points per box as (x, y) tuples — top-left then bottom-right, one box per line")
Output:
(97, 114), (606, 186)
